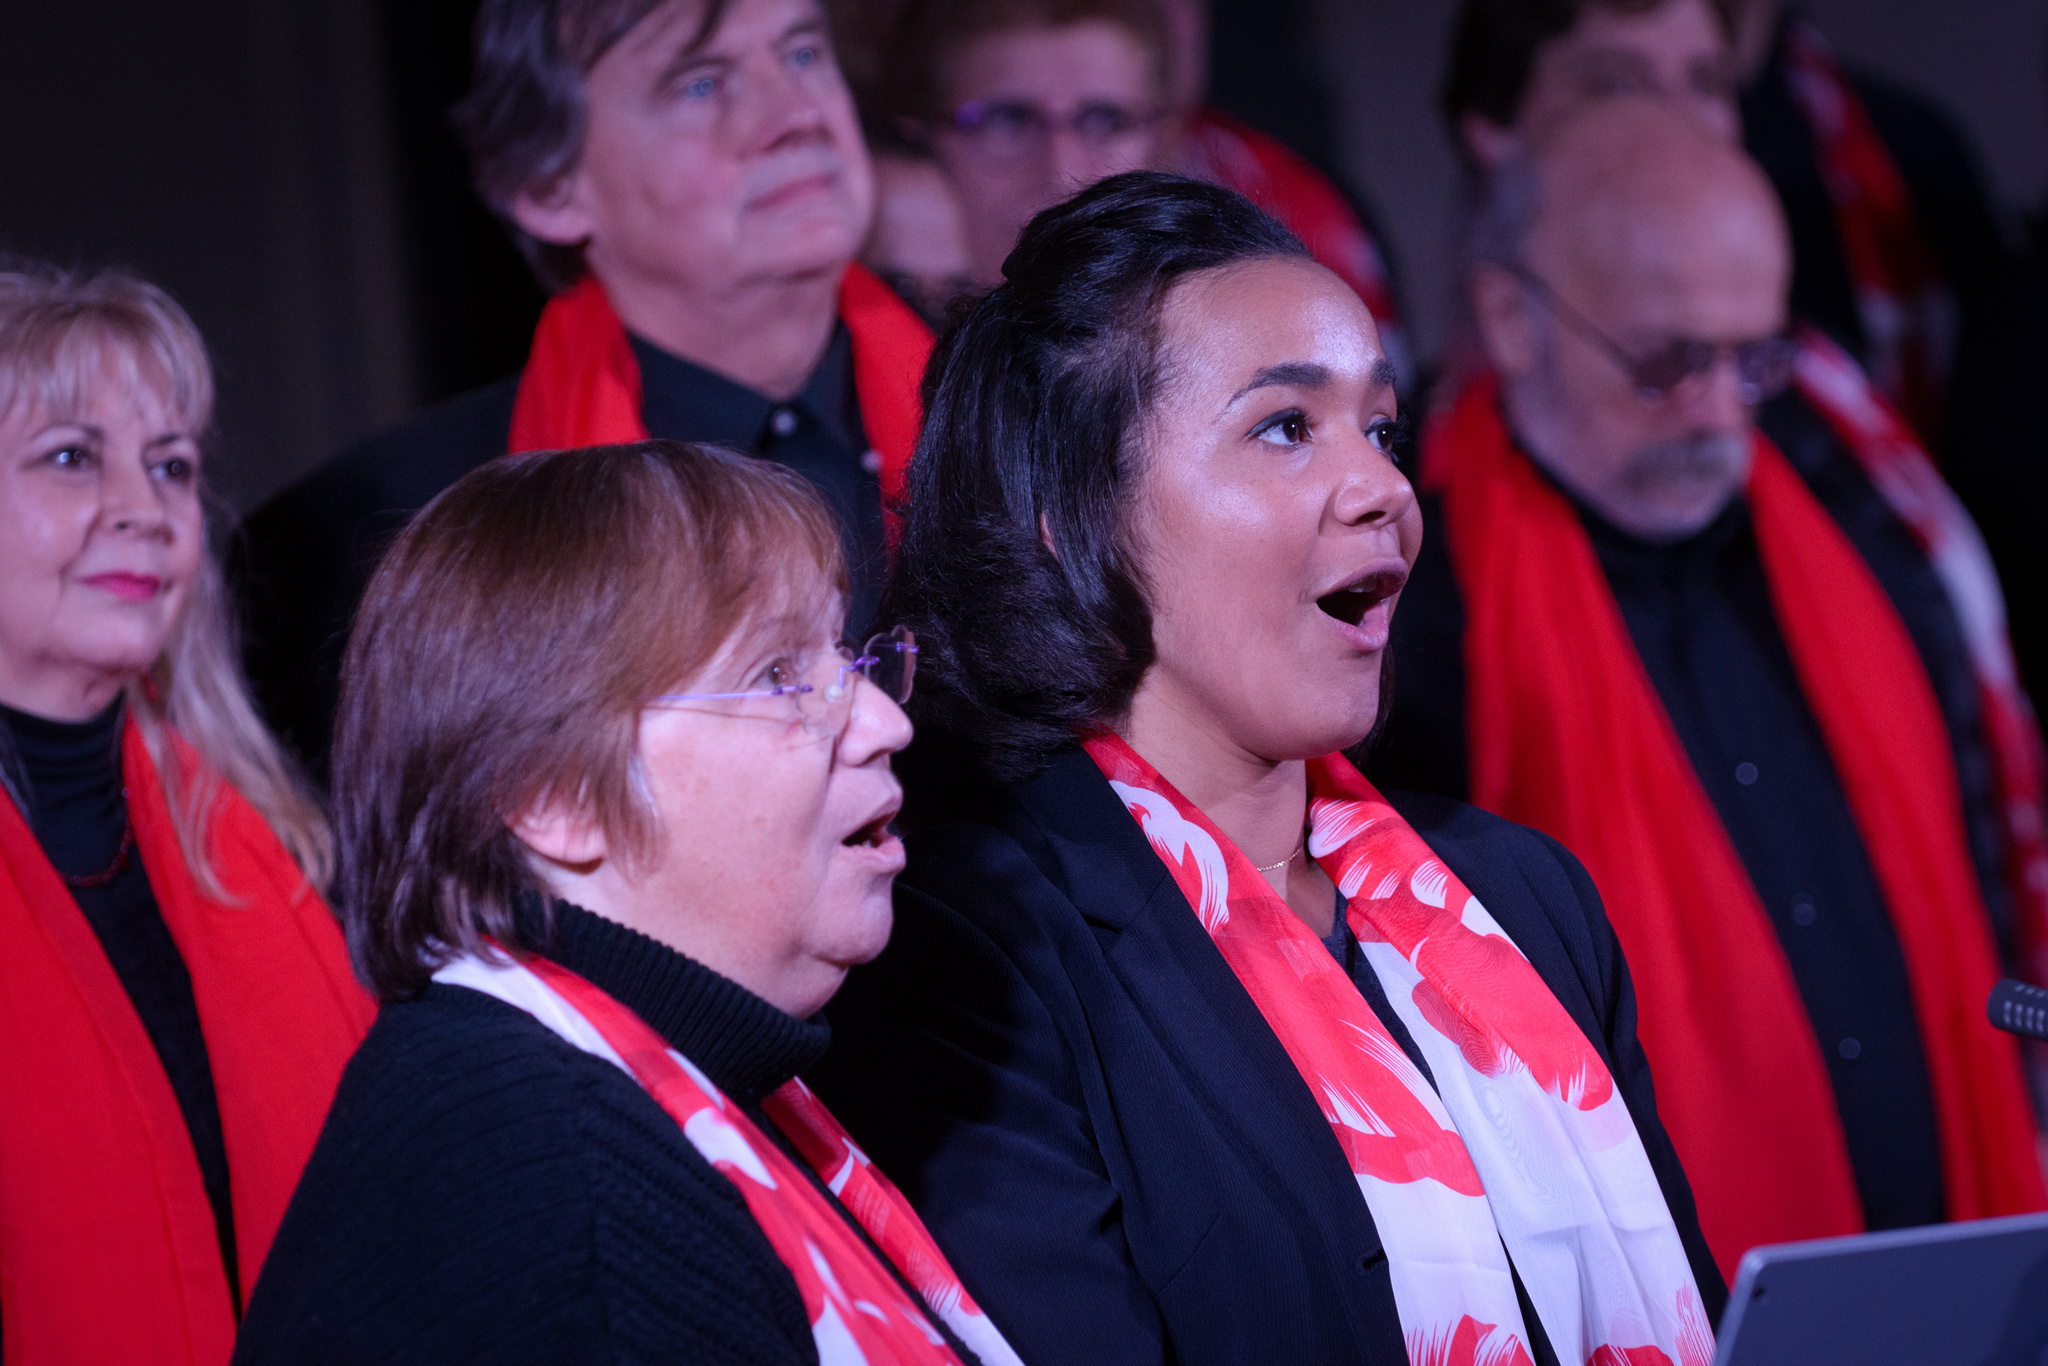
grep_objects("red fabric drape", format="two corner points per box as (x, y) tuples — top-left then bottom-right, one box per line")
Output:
(1435, 376), (2043, 1277)
(507, 265), (934, 525)
(0, 722), (374, 1364)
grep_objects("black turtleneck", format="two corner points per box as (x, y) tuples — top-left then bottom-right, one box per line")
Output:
(0, 699), (240, 1309)
(235, 900), (976, 1366)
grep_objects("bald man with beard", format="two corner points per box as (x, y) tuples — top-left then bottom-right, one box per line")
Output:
(1371, 100), (2045, 1278)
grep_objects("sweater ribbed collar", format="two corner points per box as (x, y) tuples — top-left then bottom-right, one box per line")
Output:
(521, 898), (830, 1107)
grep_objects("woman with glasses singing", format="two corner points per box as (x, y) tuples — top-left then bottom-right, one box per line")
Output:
(235, 443), (1023, 1366)
(808, 173), (1726, 1366)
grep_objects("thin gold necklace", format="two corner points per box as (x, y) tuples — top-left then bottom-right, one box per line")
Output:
(1254, 832), (1305, 874)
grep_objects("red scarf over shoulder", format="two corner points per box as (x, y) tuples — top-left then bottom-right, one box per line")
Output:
(0, 721), (374, 1364)
(1432, 376), (2043, 1277)
(508, 264), (933, 528)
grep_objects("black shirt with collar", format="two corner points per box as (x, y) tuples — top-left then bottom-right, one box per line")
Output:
(235, 899), (976, 1366)
(1369, 390), (2017, 1232)
(236, 327), (880, 786)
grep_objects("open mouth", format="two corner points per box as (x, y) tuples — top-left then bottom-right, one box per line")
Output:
(1316, 569), (1406, 628)
(843, 813), (898, 849)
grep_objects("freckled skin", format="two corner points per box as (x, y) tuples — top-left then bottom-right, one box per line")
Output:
(0, 376), (204, 722)
(1121, 257), (1417, 934)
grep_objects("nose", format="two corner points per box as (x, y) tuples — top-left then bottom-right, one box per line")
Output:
(752, 50), (831, 152)
(838, 674), (914, 767)
(1330, 432), (1416, 531)
(100, 448), (171, 538)
(1050, 129), (1130, 191)
(1669, 351), (1753, 433)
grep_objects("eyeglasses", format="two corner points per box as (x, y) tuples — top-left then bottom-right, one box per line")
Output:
(1506, 264), (1798, 405)
(650, 627), (917, 738)
(943, 98), (1165, 162)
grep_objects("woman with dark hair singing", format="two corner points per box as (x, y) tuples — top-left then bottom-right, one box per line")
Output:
(810, 173), (1726, 1366)
(234, 443), (1022, 1366)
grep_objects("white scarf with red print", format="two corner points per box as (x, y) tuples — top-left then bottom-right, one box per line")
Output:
(1790, 325), (2048, 999)
(435, 950), (1025, 1366)
(1084, 733), (1709, 1366)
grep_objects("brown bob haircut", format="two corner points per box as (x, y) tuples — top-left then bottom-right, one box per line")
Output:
(882, 0), (1170, 123)
(454, 0), (733, 292)
(1440, 0), (1732, 144)
(334, 441), (846, 1002)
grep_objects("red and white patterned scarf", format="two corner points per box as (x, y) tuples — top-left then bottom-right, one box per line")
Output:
(435, 951), (1024, 1366)
(1084, 734), (1709, 1366)
(1791, 325), (2048, 995)
(1780, 20), (1954, 443)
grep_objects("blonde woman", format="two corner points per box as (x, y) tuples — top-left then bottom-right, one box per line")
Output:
(0, 261), (372, 1364)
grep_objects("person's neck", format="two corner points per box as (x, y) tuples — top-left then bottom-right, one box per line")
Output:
(0, 665), (130, 724)
(1122, 677), (1333, 934)
(596, 260), (843, 403)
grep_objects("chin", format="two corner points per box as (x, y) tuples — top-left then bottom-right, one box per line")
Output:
(743, 206), (866, 280)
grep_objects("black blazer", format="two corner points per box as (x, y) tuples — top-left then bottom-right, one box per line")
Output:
(812, 748), (1725, 1366)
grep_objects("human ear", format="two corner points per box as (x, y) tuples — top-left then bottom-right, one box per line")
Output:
(508, 169), (599, 250)
(509, 790), (611, 873)
(1469, 263), (1544, 382)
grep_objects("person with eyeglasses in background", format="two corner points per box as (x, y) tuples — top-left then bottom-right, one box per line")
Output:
(1368, 97), (2047, 1284)
(878, 0), (1177, 292)
(234, 441), (1024, 1366)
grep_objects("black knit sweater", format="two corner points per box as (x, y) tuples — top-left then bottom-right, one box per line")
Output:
(233, 901), (968, 1365)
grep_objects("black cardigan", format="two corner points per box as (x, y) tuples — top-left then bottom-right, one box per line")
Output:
(812, 748), (1726, 1366)
(234, 902), (970, 1366)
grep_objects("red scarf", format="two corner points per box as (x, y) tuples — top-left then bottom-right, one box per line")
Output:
(434, 949), (1023, 1366)
(1085, 734), (1710, 1366)
(1780, 20), (1953, 444)
(1182, 109), (1410, 386)
(507, 265), (933, 525)
(1434, 376), (2043, 1277)
(1791, 325), (2048, 996)
(0, 721), (374, 1364)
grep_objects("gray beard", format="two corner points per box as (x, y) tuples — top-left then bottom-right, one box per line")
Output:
(1620, 431), (1749, 509)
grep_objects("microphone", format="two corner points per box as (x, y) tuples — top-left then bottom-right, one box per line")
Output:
(1986, 979), (2048, 1042)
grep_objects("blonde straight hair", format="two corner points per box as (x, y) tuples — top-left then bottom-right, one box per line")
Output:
(0, 262), (332, 896)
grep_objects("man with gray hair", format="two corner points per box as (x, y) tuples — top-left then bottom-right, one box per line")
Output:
(1372, 98), (2045, 1279)
(238, 0), (931, 784)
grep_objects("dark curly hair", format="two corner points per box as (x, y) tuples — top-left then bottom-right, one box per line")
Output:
(883, 171), (1306, 791)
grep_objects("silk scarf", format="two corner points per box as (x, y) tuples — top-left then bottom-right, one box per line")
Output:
(0, 720), (373, 1365)
(1780, 20), (1954, 443)
(1434, 375), (2044, 1276)
(435, 950), (1024, 1366)
(507, 264), (933, 531)
(1789, 324), (2048, 993)
(1084, 733), (1709, 1366)
(1182, 109), (1410, 387)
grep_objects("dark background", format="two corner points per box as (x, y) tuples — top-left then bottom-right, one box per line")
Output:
(3, 0), (2042, 513)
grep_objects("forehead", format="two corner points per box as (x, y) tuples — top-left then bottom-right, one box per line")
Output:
(1552, 0), (1724, 65)
(613, 0), (822, 65)
(947, 21), (1159, 104)
(1543, 191), (1788, 339)
(0, 336), (196, 438)
(1156, 258), (1387, 394)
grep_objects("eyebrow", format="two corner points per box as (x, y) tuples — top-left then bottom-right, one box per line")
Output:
(1224, 357), (1399, 408)
(1227, 362), (1332, 407)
